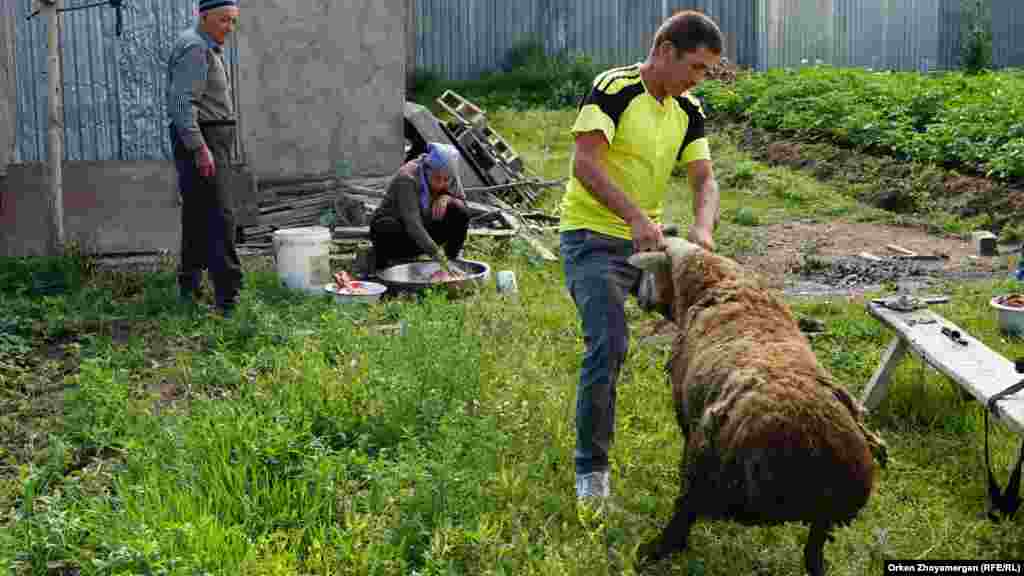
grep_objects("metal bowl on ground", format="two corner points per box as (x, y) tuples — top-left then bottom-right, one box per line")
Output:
(374, 259), (491, 297)
(324, 280), (388, 304)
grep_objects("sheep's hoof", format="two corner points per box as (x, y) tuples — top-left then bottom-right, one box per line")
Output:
(636, 537), (683, 569)
(805, 522), (832, 576)
(804, 544), (826, 576)
(635, 539), (663, 568)
(805, 557), (827, 576)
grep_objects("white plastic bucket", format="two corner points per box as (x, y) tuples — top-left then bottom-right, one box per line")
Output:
(272, 226), (333, 294)
(496, 270), (518, 294)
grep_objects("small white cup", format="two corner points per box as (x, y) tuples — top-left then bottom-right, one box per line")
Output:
(496, 270), (518, 294)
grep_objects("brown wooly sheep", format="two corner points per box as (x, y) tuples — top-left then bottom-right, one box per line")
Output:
(628, 237), (887, 576)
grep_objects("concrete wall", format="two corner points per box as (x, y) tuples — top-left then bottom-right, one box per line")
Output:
(406, 0), (417, 89)
(0, 0), (15, 176)
(236, 0), (406, 179)
(0, 162), (182, 257)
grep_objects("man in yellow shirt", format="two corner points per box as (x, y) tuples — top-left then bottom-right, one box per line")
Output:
(560, 10), (723, 504)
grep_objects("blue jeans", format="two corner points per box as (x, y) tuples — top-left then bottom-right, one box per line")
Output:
(560, 229), (643, 475)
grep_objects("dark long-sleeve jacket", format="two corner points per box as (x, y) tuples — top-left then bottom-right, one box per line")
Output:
(371, 160), (465, 258)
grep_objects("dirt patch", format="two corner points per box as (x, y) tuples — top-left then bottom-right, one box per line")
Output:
(945, 174), (995, 198)
(736, 220), (999, 287)
(727, 121), (1024, 231)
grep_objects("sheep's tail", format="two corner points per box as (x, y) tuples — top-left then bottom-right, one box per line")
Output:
(821, 375), (889, 469)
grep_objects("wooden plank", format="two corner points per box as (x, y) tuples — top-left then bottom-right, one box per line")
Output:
(469, 228), (516, 238)
(861, 336), (909, 411)
(886, 243), (917, 256)
(519, 232), (558, 262)
(259, 211), (325, 228)
(259, 196), (333, 215)
(866, 302), (1024, 434)
(330, 225), (516, 242)
(256, 173), (334, 188)
(498, 211), (521, 231)
(266, 181), (338, 197)
(464, 178), (566, 195)
(859, 251), (884, 262)
(334, 226), (371, 239)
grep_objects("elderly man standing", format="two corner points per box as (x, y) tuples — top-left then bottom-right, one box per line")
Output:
(559, 10), (724, 505)
(166, 0), (242, 315)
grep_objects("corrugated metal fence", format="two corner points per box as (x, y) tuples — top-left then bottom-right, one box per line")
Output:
(992, 0), (1024, 68)
(414, 0), (760, 81)
(14, 0), (240, 163)
(416, 0), (1022, 80)
(768, 0), (963, 72)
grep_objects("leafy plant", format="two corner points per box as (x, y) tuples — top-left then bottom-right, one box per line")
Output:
(960, 0), (992, 75)
(732, 206), (759, 226)
(697, 67), (1024, 184)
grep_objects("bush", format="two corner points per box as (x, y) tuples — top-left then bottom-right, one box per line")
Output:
(408, 41), (604, 111)
(960, 0), (992, 75)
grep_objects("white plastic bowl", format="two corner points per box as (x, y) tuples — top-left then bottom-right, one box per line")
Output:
(324, 281), (387, 304)
(990, 294), (1024, 335)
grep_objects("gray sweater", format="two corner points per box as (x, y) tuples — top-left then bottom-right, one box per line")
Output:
(166, 25), (234, 151)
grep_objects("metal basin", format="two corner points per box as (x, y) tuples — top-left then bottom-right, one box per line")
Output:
(375, 259), (491, 296)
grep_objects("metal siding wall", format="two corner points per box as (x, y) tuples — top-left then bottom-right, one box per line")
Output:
(670, 0), (760, 67)
(1, 0), (15, 168)
(937, 0), (962, 70)
(992, 0), (1024, 68)
(771, 0), (952, 71)
(15, 0), (240, 162)
(415, 0), (761, 81)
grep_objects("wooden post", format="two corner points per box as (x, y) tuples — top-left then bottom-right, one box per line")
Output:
(43, 0), (64, 255)
(860, 335), (908, 411)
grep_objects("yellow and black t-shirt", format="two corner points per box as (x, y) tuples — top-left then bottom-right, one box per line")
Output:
(559, 63), (712, 240)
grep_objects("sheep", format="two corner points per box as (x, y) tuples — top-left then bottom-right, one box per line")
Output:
(628, 237), (887, 576)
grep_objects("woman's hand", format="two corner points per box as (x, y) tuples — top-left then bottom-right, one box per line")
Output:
(431, 195), (450, 221)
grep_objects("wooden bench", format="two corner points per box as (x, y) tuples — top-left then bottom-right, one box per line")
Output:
(861, 300), (1024, 435)
(861, 300), (1024, 518)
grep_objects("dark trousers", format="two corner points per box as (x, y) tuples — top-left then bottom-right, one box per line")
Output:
(560, 229), (644, 475)
(170, 123), (243, 309)
(369, 202), (469, 270)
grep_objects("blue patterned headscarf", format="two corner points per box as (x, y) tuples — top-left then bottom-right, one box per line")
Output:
(418, 142), (462, 210)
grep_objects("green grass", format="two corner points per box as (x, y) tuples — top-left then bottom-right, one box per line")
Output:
(2, 106), (1023, 576)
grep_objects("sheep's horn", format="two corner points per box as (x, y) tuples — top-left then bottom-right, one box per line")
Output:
(664, 237), (703, 259)
(628, 250), (669, 271)
(629, 238), (703, 271)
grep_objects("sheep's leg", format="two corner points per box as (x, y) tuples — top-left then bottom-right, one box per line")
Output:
(636, 492), (696, 566)
(804, 521), (833, 576)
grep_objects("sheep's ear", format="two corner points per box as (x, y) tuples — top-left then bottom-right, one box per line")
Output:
(628, 250), (669, 272)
